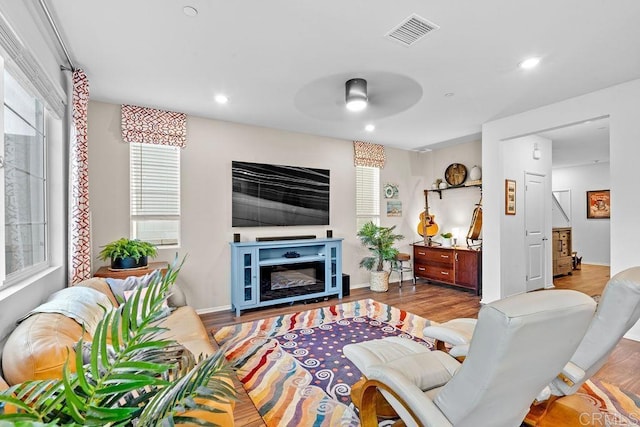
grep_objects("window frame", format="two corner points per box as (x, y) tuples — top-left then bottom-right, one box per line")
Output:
(129, 142), (181, 247)
(1, 66), (50, 288)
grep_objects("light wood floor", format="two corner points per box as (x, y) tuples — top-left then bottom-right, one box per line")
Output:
(200, 264), (640, 426)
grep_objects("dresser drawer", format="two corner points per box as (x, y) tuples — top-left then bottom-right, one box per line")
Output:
(414, 247), (454, 266)
(415, 263), (454, 284)
(554, 257), (573, 274)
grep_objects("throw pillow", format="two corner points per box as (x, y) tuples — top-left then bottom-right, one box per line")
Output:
(106, 270), (161, 302)
(167, 282), (187, 307)
(123, 287), (170, 312)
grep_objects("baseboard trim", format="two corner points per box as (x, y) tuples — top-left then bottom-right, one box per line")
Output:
(196, 304), (232, 315)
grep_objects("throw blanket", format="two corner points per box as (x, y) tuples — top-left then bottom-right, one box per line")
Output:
(18, 287), (113, 336)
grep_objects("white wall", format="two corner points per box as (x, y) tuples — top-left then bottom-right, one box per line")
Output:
(422, 141), (483, 246)
(500, 135), (553, 296)
(379, 148), (431, 283)
(87, 101), (426, 310)
(0, 3), (68, 353)
(482, 78), (640, 340)
(552, 163), (610, 265)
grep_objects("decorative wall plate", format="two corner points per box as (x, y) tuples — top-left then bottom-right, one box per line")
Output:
(444, 163), (467, 186)
(384, 183), (399, 199)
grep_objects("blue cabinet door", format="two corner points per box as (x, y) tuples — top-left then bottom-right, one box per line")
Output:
(232, 247), (257, 314)
(326, 242), (342, 297)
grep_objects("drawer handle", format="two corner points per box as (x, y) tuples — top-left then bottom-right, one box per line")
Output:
(441, 271), (449, 275)
(440, 255), (449, 259)
(418, 251), (426, 256)
(418, 267), (425, 271)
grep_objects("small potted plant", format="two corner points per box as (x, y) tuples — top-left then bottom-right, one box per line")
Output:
(440, 232), (453, 247)
(99, 238), (158, 269)
(357, 221), (404, 292)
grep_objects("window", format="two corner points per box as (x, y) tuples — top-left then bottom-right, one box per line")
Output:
(130, 142), (180, 246)
(2, 70), (47, 283)
(356, 165), (380, 229)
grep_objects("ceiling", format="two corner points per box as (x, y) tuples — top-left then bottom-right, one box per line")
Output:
(44, 0), (640, 151)
(540, 117), (610, 169)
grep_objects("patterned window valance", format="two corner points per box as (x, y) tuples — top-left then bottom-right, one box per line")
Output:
(353, 141), (385, 168)
(121, 104), (187, 148)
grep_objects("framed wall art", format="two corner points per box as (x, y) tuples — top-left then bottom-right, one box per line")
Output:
(384, 183), (399, 199)
(386, 200), (402, 217)
(505, 179), (516, 215)
(587, 189), (610, 219)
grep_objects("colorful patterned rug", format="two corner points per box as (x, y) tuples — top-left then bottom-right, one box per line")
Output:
(213, 298), (640, 426)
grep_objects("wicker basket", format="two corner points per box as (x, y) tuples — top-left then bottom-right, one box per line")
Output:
(370, 270), (390, 292)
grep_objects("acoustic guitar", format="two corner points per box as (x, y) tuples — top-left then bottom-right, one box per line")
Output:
(417, 210), (439, 237)
(466, 196), (482, 247)
(418, 190), (439, 241)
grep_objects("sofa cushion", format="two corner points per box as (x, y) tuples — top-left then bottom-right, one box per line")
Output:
(18, 286), (113, 336)
(2, 286), (112, 386)
(76, 277), (118, 306)
(159, 306), (215, 359)
(2, 313), (90, 385)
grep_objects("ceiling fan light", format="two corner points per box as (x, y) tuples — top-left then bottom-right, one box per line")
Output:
(345, 78), (368, 112)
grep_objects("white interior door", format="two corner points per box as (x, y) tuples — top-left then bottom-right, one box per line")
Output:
(525, 173), (546, 291)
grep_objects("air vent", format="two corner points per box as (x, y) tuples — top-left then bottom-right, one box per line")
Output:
(385, 14), (439, 46)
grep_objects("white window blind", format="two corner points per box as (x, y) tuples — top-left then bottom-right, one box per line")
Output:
(130, 142), (180, 246)
(356, 165), (380, 229)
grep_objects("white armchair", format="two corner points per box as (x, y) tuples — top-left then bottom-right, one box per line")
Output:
(423, 267), (640, 396)
(344, 290), (596, 427)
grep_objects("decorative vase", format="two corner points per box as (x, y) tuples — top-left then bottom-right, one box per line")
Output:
(469, 165), (482, 181)
(369, 270), (390, 292)
(111, 256), (148, 270)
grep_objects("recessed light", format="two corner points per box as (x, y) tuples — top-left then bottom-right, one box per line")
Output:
(346, 100), (367, 112)
(214, 94), (229, 104)
(444, 92), (455, 97)
(365, 124), (375, 132)
(519, 57), (541, 70)
(183, 6), (198, 16)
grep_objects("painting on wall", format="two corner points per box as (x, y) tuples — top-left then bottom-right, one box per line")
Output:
(587, 189), (610, 219)
(505, 179), (516, 215)
(386, 200), (402, 217)
(384, 183), (399, 199)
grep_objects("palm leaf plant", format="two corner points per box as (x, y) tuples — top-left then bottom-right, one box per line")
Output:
(0, 257), (236, 426)
(357, 221), (404, 272)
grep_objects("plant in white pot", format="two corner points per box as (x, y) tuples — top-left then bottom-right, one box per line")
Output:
(357, 221), (404, 292)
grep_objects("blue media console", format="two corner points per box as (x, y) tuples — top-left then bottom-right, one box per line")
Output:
(230, 238), (343, 316)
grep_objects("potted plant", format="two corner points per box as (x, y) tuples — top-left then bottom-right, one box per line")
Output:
(441, 232), (453, 247)
(99, 237), (158, 269)
(0, 258), (236, 425)
(357, 221), (404, 292)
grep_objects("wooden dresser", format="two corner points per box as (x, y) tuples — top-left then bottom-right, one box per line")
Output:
(552, 227), (572, 276)
(413, 243), (482, 295)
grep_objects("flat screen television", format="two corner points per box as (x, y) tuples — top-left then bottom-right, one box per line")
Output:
(232, 161), (330, 227)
